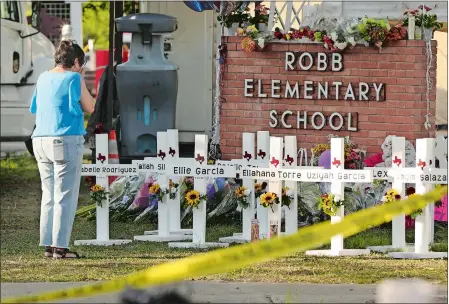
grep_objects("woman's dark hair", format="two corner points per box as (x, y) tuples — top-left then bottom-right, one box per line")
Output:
(54, 40), (85, 68)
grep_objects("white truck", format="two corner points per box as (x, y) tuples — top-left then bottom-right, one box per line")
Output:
(0, 1), (55, 155)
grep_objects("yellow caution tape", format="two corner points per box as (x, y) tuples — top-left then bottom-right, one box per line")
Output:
(2, 186), (447, 304)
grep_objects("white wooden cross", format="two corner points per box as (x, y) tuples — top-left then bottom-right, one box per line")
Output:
(220, 131), (271, 242)
(217, 132), (267, 243)
(367, 136), (410, 253)
(167, 134), (237, 249)
(282, 136), (324, 235)
(138, 130), (193, 238)
(389, 138), (447, 259)
(75, 133), (135, 246)
(240, 137), (373, 255)
(255, 131), (272, 240)
(305, 137), (371, 256)
(133, 131), (193, 242)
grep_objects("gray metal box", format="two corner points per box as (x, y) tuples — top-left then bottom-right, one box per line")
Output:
(115, 13), (178, 158)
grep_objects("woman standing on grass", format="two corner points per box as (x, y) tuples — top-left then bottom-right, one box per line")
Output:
(30, 40), (95, 259)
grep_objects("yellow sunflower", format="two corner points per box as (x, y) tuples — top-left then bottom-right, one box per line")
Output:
(149, 183), (160, 195)
(255, 183), (262, 192)
(90, 185), (104, 192)
(260, 192), (277, 207)
(185, 190), (201, 207)
(235, 186), (247, 198)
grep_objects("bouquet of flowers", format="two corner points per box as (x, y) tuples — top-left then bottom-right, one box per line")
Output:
(239, 23), (273, 52)
(90, 184), (108, 207)
(249, 4), (270, 26)
(323, 30), (356, 52)
(184, 189), (207, 209)
(181, 177), (194, 206)
(310, 30), (326, 42)
(260, 192), (280, 211)
(292, 26), (312, 40)
(387, 23), (407, 41)
(318, 193), (344, 216)
(241, 36), (257, 52)
(421, 5), (443, 30)
(168, 179), (179, 200)
(235, 186), (251, 209)
(402, 8), (421, 27)
(281, 187), (295, 209)
(345, 149), (362, 169)
(148, 182), (168, 202)
(357, 17), (390, 49)
(217, 9), (250, 28)
(381, 189), (402, 203)
(254, 182), (268, 198)
(311, 143), (330, 161)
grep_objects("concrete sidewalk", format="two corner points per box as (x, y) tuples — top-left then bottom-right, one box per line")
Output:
(1, 281), (448, 303)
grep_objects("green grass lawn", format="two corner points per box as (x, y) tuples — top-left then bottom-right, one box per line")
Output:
(1, 155), (447, 284)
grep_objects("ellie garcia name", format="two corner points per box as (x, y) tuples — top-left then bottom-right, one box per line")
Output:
(172, 166), (227, 177)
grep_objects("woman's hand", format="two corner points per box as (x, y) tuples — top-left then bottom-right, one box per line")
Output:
(79, 67), (86, 78)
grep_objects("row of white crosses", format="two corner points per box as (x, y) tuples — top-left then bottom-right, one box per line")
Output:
(217, 132), (447, 258)
(215, 131), (372, 256)
(368, 136), (447, 259)
(217, 132), (314, 243)
(75, 130), (447, 258)
(131, 131), (235, 248)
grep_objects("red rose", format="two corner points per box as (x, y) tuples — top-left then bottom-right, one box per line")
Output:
(274, 31), (283, 39)
(394, 194), (401, 200)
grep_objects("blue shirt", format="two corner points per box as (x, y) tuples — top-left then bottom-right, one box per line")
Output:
(30, 71), (86, 138)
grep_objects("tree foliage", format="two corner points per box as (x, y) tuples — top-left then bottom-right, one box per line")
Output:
(82, 1), (136, 50)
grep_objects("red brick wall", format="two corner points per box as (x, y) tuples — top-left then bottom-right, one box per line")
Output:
(220, 37), (437, 160)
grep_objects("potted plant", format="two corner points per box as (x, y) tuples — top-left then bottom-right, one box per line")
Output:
(402, 8), (420, 39)
(420, 5), (443, 40)
(218, 9), (250, 36)
(250, 4), (270, 32)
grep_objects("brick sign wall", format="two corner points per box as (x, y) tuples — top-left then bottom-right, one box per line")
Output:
(220, 37), (437, 160)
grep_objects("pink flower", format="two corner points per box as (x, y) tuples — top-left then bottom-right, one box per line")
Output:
(418, 5), (432, 12)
